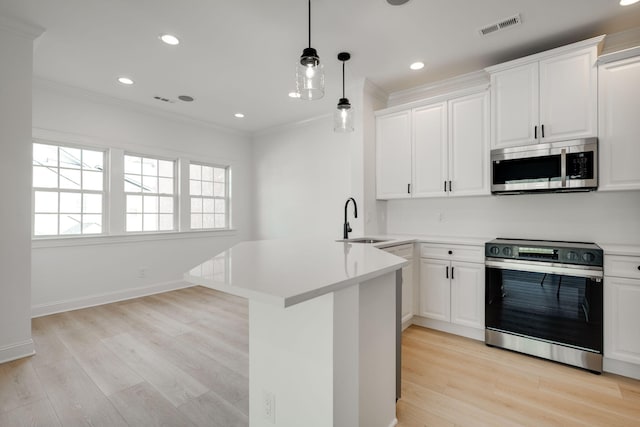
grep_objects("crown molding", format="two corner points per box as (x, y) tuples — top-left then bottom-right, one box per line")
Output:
(32, 77), (250, 138)
(485, 34), (606, 73)
(386, 70), (489, 108)
(0, 12), (44, 40)
(252, 112), (333, 139)
(363, 78), (388, 104)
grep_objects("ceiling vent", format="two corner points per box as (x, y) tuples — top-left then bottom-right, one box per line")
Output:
(479, 14), (522, 36)
(153, 96), (176, 103)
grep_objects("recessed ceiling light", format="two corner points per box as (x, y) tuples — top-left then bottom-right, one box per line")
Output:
(387, 0), (410, 5)
(160, 34), (180, 45)
(620, 0), (639, 5)
(410, 62), (425, 70)
(117, 77), (134, 85)
(288, 91), (301, 98)
(234, 113), (245, 118)
(178, 95), (195, 102)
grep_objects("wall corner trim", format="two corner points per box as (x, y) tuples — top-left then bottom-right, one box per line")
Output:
(0, 339), (35, 364)
(0, 13), (45, 40)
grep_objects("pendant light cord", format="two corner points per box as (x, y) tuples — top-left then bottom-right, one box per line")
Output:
(308, 0), (311, 48)
(342, 61), (345, 98)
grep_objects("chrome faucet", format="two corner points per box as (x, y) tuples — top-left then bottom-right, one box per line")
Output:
(343, 197), (358, 239)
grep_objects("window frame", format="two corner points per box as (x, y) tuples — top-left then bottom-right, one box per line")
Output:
(123, 152), (178, 234)
(32, 140), (108, 238)
(188, 161), (230, 231)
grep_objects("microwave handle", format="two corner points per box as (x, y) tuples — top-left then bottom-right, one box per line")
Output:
(561, 148), (567, 187)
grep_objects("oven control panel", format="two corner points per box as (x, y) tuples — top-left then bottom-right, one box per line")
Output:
(485, 239), (603, 267)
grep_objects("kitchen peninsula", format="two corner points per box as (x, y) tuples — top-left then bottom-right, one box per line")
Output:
(184, 239), (407, 427)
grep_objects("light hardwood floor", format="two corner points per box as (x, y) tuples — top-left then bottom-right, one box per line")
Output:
(1, 287), (639, 426)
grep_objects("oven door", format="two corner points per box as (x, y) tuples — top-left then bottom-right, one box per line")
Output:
(485, 259), (603, 353)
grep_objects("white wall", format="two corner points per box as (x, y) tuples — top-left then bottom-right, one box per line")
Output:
(252, 80), (387, 241)
(252, 115), (356, 240)
(386, 191), (640, 245)
(0, 16), (42, 362)
(31, 80), (254, 315)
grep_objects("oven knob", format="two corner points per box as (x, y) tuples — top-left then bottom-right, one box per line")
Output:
(567, 251), (579, 261)
(490, 246), (500, 255)
(582, 252), (595, 263)
(502, 247), (513, 256)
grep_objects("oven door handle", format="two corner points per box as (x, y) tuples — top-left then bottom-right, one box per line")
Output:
(485, 259), (603, 280)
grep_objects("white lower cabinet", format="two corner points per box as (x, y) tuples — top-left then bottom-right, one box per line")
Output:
(604, 254), (640, 374)
(418, 244), (485, 333)
(383, 244), (414, 326)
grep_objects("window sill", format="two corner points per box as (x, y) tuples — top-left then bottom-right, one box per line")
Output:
(32, 229), (238, 249)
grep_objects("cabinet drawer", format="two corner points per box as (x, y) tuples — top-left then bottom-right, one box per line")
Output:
(420, 243), (484, 263)
(605, 255), (640, 280)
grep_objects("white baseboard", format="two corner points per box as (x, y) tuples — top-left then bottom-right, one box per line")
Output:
(410, 316), (485, 341)
(0, 339), (35, 364)
(31, 280), (192, 318)
(604, 357), (640, 380)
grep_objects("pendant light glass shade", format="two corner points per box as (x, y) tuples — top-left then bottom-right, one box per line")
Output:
(297, 48), (324, 100)
(334, 98), (354, 132)
(334, 52), (354, 133)
(296, 0), (324, 100)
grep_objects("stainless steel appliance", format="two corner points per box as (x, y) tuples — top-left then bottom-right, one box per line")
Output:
(491, 138), (598, 194)
(485, 238), (603, 372)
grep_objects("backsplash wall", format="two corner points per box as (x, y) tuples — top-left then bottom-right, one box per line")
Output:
(386, 190), (640, 245)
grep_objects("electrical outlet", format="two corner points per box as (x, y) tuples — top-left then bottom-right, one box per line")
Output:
(262, 390), (275, 423)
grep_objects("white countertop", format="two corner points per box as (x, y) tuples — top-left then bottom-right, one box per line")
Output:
(184, 238), (408, 308)
(366, 234), (492, 248)
(599, 243), (640, 257)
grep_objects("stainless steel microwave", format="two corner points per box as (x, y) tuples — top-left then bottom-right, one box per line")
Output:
(491, 138), (598, 194)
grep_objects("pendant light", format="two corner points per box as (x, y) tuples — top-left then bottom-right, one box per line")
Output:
(334, 52), (354, 133)
(296, 0), (324, 100)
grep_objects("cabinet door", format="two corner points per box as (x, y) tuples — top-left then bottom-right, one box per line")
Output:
(490, 62), (539, 148)
(598, 54), (640, 191)
(401, 259), (414, 323)
(412, 102), (448, 197)
(418, 259), (450, 322)
(539, 47), (598, 143)
(376, 111), (412, 199)
(604, 277), (640, 365)
(448, 91), (490, 197)
(450, 262), (485, 330)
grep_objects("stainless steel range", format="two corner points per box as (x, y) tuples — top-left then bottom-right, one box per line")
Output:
(485, 238), (604, 372)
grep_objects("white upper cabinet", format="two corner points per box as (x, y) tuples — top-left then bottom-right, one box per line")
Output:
(598, 48), (640, 192)
(412, 102), (447, 197)
(448, 91), (490, 196)
(539, 48), (598, 142)
(376, 110), (412, 199)
(491, 62), (539, 148)
(487, 36), (603, 149)
(376, 89), (489, 199)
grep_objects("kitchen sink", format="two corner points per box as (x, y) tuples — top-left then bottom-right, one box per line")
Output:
(337, 238), (390, 244)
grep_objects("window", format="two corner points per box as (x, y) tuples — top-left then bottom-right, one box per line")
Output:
(32, 143), (105, 236)
(124, 154), (175, 232)
(189, 163), (228, 229)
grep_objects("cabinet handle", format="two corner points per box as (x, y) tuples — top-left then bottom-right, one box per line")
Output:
(534, 125), (537, 139)
(637, 265), (640, 271)
(448, 181), (452, 192)
(541, 124), (545, 138)
(448, 250), (453, 255)
(451, 266), (455, 280)
(446, 266), (449, 279)
(444, 181), (447, 192)
(407, 183), (411, 194)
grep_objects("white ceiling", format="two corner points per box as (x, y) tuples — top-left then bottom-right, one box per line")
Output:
(2, 0), (640, 133)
